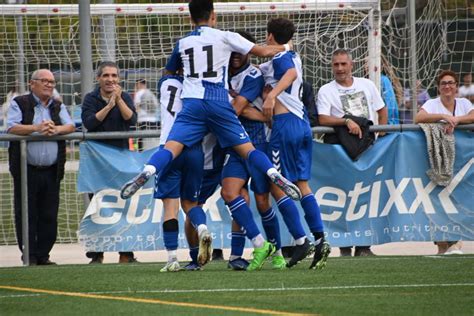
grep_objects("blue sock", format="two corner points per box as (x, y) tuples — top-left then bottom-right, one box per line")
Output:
(277, 196), (306, 240)
(247, 149), (273, 175)
(230, 231), (246, 257)
(226, 196), (260, 240)
(260, 208), (282, 250)
(162, 219), (178, 251)
(189, 246), (199, 263)
(301, 194), (324, 233)
(147, 148), (173, 173)
(187, 206), (206, 227)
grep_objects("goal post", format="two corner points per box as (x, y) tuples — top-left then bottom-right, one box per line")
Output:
(1, 1), (472, 246)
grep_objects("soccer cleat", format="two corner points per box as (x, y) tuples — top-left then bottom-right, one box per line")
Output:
(247, 241), (276, 271)
(160, 260), (182, 272)
(287, 238), (315, 268)
(310, 241), (331, 270)
(120, 170), (152, 199)
(228, 257), (250, 271)
(268, 170), (302, 200)
(183, 262), (201, 271)
(197, 229), (213, 266)
(271, 255), (287, 270)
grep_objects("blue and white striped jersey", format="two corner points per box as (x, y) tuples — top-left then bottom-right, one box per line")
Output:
(260, 51), (305, 119)
(229, 63), (269, 145)
(158, 74), (184, 145)
(166, 26), (255, 102)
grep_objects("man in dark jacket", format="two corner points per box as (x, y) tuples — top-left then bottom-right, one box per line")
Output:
(7, 69), (75, 265)
(81, 61), (138, 264)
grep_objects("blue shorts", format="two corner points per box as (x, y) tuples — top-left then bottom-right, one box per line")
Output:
(167, 98), (250, 148)
(198, 168), (222, 205)
(269, 113), (312, 182)
(154, 144), (204, 201)
(221, 143), (270, 194)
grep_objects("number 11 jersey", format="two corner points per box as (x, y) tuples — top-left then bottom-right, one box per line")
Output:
(166, 26), (254, 102)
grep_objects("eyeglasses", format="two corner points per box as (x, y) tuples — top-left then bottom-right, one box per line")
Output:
(439, 81), (457, 86)
(32, 78), (56, 86)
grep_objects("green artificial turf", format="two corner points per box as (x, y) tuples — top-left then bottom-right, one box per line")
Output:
(0, 255), (473, 315)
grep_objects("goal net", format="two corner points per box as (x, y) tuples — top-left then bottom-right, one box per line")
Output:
(0, 0), (471, 246)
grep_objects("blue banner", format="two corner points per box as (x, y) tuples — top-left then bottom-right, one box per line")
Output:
(77, 131), (474, 252)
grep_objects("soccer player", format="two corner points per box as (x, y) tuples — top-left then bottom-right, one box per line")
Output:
(155, 73), (212, 270)
(260, 18), (331, 269)
(121, 0), (301, 268)
(221, 30), (286, 270)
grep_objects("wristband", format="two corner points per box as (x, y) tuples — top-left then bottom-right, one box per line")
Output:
(283, 43), (290, 51)
(344, 118), (350, 125)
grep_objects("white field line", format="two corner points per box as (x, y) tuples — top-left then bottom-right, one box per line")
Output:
(1, 283), (473, 299)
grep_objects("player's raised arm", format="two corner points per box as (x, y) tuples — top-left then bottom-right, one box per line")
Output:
(249, 42), (291, 58)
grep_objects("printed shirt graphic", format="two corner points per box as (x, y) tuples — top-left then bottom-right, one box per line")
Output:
(166, 26), (254, 101)
(229, 63), (269, 144)
(158, 75), (183, 145)
(260, 51), (305, 119)
(340, 90), (370, 119)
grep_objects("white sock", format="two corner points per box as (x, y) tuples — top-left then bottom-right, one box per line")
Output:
(167, 250), (177, 262)
(229, 255), (241, 261)
(197, 224), (208, 237)
(143, 164), (156, 175)
(274, 249), (283, 257)
(266, 167), (278, 177)
(295, 236), (306, 246)
(251, 234), (265, 248)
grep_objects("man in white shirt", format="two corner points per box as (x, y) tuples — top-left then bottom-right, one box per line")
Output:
(316, 48), (388, 257)
(458, 73), (474, 104)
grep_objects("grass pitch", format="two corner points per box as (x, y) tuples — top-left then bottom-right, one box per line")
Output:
(0, 255), (473, 315)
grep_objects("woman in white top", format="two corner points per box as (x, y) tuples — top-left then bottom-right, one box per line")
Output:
(415, 70), (474, 255)
(415, 69), (474, 134)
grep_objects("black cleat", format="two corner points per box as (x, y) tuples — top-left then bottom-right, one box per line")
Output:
(286, 238), (315, 268)
(310, 240), (331, 270)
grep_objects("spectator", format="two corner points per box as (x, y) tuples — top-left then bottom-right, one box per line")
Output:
(2, 86), (20, 128)
(381, 74), (399, 124)
(317, 48), (388, 256)
(7, 69), (75, 265)
(81, 61), (138, 264)
(458, 73), (474, 103)
(415, 70), (474, 255)
(401, 80), (430, 124)
(133, 79), (160, 150)
(302, 81), (319, 127)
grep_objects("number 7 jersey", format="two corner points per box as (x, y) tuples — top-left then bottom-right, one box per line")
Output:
(158, 74), (183, 145)
(165, 26), (254, 102)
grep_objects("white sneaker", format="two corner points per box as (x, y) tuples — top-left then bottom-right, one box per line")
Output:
(268, 170), (302, 200)
(160, 260), (182, 272)
(198, 229), (213, 266)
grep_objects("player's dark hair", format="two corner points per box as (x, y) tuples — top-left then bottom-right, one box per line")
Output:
(236, 30), (256, 44)
(189, 0), (214, 24)
(136, 79), (147, 85)
(96, 61), (119, 77)
(267, 18), (295, 45)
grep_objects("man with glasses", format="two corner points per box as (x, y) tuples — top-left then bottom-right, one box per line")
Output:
(7, 69), (75, 265)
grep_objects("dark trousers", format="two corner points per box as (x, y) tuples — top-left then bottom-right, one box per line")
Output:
(13, 165), (60, 263)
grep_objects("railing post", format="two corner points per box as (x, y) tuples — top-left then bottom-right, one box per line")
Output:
(20, 140), (29, 266)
